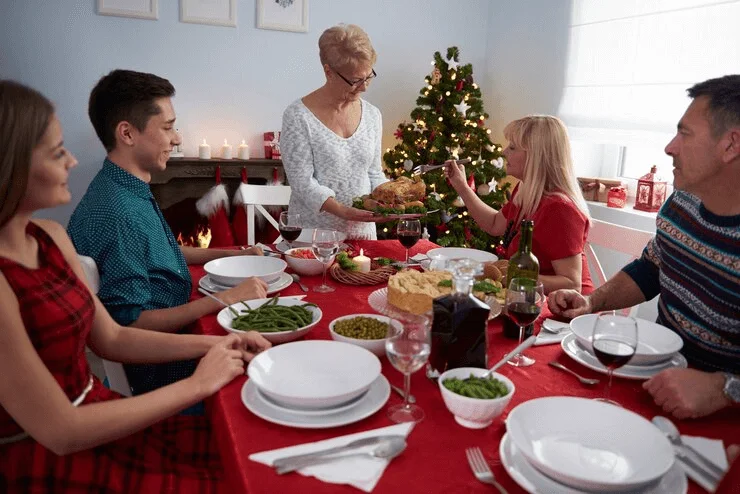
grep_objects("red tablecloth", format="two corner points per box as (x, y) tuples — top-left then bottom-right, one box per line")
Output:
(191, 240), (739, 494)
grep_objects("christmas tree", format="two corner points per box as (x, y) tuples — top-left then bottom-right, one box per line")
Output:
(381, 47), (509, 252)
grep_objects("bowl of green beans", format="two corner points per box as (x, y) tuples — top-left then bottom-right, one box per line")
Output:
(217, 296), (322, 344)
(329, 314), (391, 357)
(438, 367), (515, 429)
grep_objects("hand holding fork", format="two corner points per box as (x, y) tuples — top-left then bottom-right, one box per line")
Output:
(411, 158), (471, 176)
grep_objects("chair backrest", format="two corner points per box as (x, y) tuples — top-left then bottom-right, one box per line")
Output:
(76, 254), (132, 397)
(585, 218), (655, 317)
(238, 184), (292, 245)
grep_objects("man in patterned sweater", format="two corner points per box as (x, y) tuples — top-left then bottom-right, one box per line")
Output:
(549, 75), (740, 419)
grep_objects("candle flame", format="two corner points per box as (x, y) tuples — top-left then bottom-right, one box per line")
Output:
(202, 138), (207, 145)
(224, 139), (228, 145)
(359, 248), (364, 256)
(241, 139), (246, 145)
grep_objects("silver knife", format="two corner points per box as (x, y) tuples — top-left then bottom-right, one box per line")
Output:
(272, 435), (404, 470)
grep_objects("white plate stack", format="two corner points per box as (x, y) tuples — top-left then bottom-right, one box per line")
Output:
(242, 340), (390, 428)
(502, 397), (688, 493)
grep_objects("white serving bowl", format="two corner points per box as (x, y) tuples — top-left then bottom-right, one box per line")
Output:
(247, 340), (381, 410)
(217, 297), (322, 344)
(438, 367), (515, 429)
(284, 247), (327, 276)
(329, 314), (391, 357)
(426, 247), (498, 264)
(204, 255), (287, 287)
(570, 314), (684, 366)
(506, 396), (674, 492)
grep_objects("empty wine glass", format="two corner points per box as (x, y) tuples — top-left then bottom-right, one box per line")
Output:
(396, 219), (421, 266)
(385, 313), (431, 423)
(278, 212), (302, 250)
(592, 314), (638, 406)
(505, 277), (544, 367)
(311, 228), (339, 293)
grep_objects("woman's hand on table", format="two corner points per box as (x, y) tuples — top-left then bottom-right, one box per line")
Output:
(222, 277), (268, 306)
(190, 334), (249, 396)
(548, 289), (592, 318)
(239, 246), (264, 256)
(444, 159), (468, 192)
(233, 330), (272, 362)
(643, 368), (731, 419)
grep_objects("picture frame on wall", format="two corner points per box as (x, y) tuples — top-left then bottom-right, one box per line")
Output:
(257, 0), (308, 33)
(180, 0), (236, 27)
(97, 0), (158, 20)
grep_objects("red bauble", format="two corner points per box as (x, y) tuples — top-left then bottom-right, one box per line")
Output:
(494, 245), (507, 258)
(456, 80), (464, 91)
(394, 128), (404, 139)
(467, 172), (476, 190)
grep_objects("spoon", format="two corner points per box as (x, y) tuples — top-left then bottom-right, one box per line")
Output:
(548, 361), (600, 385)
(390, 384), (416, 404)
(275, 436), (407, 474)
(290, 273), (309, 292)
(652, 416), (725, 480)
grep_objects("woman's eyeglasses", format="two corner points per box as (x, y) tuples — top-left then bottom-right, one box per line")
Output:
(334, 68), (377, 88)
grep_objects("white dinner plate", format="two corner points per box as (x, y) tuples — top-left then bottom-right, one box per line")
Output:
(499, 433), (687, 494)
(506, 397), (675, 492)
(425, 247), (498, 263)
(256, 387), (368, 417)
(241, 375), (390, 429)
(216, 297), (321, 344)
(561, 333), (687, 380)
(368, 287), (421, 319)
(198, 272), (293, 295)
(570, 314), (684, 366)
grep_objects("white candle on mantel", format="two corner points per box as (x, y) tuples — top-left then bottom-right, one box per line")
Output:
(198, 139), (211, 159)
(221, 139), (233, 159)
(352, 248), (371, 273)
(238, 139), (250, 160)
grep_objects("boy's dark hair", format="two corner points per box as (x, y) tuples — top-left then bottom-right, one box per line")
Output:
(88, 69), (175, 151)
(687, 75), (740, 137)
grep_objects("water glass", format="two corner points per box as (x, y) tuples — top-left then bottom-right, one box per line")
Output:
(311, 228), (339, 293)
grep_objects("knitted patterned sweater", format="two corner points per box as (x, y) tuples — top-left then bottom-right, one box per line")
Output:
(623, 191), (740, 373)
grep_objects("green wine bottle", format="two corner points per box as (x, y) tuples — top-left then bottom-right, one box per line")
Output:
(505, 219), (539, 287)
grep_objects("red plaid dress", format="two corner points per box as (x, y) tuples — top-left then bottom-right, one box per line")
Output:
(0, 223), (222, 494)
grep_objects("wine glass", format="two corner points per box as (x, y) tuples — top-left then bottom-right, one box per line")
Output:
(385, 313), (431, 423)
(397, 218), (421, 266)
(505, 277), (544, 367)
(278, 212), (302, 250)
(592, 314), (638, 406)
(311, 228), (339, 293)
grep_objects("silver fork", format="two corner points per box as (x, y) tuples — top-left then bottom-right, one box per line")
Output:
(411, 158), (471, 176)
(548, 361), (600, 385)
(465, 447), (508, 494)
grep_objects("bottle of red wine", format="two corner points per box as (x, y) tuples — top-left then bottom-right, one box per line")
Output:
(429, 259), (490, 374)
(503, 219), (540, 339)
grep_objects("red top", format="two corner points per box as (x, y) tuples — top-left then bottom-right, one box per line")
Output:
(501, 185), (593, 293)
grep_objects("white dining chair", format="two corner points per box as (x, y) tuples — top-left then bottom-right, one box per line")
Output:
(77, 254), (132, 397)
(584, 218), (655, 317)
(235, 183), (292, 245)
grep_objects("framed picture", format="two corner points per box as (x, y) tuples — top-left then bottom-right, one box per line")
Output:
(180, 0), (236, 27)
(257, 0), (308, 33)
(97, 0), (158, 20)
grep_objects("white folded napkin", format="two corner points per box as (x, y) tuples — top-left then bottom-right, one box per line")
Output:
(409, 253), (429, 262)
(534, 319), (571, 346)
(678, 435), (727, 493)
(250, 422), (414, 492)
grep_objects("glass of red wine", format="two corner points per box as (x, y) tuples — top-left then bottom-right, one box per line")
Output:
(279, 212), (302, 250)
(397, 218), (421, 266)
(505, 277), (544, 367)
(592, 314), (638, 406)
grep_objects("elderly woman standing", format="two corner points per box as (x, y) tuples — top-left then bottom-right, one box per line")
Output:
(281, 24), (388, 239)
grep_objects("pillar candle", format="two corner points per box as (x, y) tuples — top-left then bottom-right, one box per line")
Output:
(198, 139), (211, 159)
(221, 139), (232, 159)
(352, 248), (371, 273)
(238, 139), (250, 160)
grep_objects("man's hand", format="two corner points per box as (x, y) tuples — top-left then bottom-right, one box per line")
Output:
(548, 289), (592, 318)
(643, 369), (731, 419)
(239, 246), (263, 256)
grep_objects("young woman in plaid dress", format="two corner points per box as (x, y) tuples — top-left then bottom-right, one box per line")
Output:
(0, 81), (271, 493)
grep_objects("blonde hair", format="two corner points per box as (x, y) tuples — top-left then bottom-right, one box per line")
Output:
(318, 24), (377, 71)
(503, 115), (590, 226)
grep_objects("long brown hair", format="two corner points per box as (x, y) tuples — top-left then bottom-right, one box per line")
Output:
(0, 81), (54, 228)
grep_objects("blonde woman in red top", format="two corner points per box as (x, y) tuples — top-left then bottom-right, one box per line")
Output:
(445, 115), (593, 294)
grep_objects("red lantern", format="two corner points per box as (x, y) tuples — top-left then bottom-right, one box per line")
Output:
(634, 165), (667, 212)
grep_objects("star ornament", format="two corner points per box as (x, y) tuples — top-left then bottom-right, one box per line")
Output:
(454, 100), (471, 116)
(446, 56), (459, 71)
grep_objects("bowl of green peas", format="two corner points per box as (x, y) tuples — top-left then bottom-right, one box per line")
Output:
(329, 314), (391, 357)
(438, 367), (515, 429)
(217, 296), (322, 344)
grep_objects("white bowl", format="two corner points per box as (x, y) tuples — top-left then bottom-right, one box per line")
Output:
(284, 248), (327, 276)
(204, 255), (287, 287)
(329, 314), (390, 357)
(295, 229), (348, 244)
(217, 297), (322, 344)
(570, 314), (684, 366)
(438, 367), (515, 429)
(426, 247), (498, 264)
(506, 397), (675, 492)
(247, 340), (381, 410)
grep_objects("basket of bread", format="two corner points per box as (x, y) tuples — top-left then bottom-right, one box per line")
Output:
(330, 251), (398, 285)
(353, 176), (428, 216)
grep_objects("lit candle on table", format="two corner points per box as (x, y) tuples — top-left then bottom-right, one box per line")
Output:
(352, 248), (371, 273)
(238, 139), (250, 160)
(221, 139), (233, 159)
(199, 139), (211, 159)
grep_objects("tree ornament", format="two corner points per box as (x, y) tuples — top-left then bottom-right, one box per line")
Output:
(467, 172), (476, 190)
(452, 195), (465, 208)
(493, 157), (505, 169)
(456, 80), (464, 91)
(465, 226), (473, 242)
(403, 159), (414, 172)
(440, 210), (455, 223)
(446, 56), (459, 71)
(477, 183), (491, 196)
(430, 67), (442, 85)
(454, 100), (471, 116)
(495, 244), (507, 258)
(394, 127), (404, 140)
(422, 226), (430, 240)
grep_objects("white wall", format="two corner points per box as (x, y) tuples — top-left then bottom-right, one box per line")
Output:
(0, 0), (492, 224)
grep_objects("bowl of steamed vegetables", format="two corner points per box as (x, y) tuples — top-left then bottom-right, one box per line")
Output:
(217, 296), (322, 344)
(438, 367), (515, 429)
(329, 314), (391, 356)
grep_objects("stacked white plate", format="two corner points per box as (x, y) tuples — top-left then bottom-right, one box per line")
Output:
(562, 314), (687, 380)
(199, 271), (293, 295)
(503, 397), (687, 493)
(242, 340), (390, 428)
(204, 255), (287, 286)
